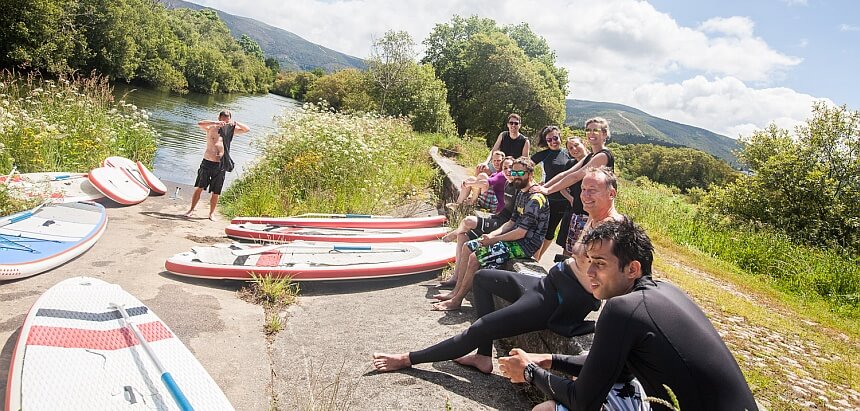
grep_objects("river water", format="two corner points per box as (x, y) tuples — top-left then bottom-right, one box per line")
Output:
(113, 85), (299, 189)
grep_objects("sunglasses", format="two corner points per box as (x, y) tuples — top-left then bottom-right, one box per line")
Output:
(508, 170), (527, 177)
(586, 128), (606, 133)
(508, 121), (520, 126)
(545, 136), (560, 142)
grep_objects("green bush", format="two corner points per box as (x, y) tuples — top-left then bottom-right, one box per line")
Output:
(619, 178), (860, 319)
(0, 71), (157, 174)
(220, 105), (442, 217)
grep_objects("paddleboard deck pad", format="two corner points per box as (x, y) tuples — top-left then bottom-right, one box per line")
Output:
(0, 172), (104, 203)
(5, 277), (234, 410)
(225, 223), (449, 243)
(165, 241), (455, 280)
(230, 214), (447, 229)
(1, 202), (107, 280)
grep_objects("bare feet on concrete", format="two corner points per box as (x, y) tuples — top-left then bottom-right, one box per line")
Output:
(372, 353), (411, 372)
(432, 292), (453, 301)
(454, 354), (493, 374)
(184, 209), (195, 218)
(431, 300), (461, 311)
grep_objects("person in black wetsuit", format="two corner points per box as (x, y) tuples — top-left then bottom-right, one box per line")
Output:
(372, 167), (624, 376)
(185, 110), (250, 221)
(530, 125), (575, 260)
(555, 137), (588, 257)
(498, 219), (758, 411)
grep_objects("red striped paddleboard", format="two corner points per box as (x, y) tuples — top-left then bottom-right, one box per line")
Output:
(165, 240), (455, 280)
(1, 201), (107, 280)
(88, 166), (150, 205)
(225, 223), (449, 243)
(104, 156), (166, 195)
(0, 172), (104, 203)
(230, 213), (447, 229)
(5, 277), (234, 410)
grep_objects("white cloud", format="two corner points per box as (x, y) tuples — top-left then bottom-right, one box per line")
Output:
(629, 76), (828, 138)
(192, 0), (820, 139)
(839, 24), (860, 32)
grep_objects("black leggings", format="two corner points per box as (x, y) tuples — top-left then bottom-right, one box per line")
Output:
(409, 269), (558, 363)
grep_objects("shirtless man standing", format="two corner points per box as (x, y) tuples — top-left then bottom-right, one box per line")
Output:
(185, 110), (250, 220)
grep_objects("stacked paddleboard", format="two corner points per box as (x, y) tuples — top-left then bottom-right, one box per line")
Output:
(5, 277), (234, 410)
(225, 223), (449, 243)
(88, 156), (166, 205)
(165, 240), (455, 281)
(1, 202), (108, 280)
(231, 213), (447, 229)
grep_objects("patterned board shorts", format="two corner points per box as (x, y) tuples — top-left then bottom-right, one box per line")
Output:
(555, 378), (650, 411)
(564, 214), (589, 255)
(465, 239), (527, 269)
(475, 189), (498, 213)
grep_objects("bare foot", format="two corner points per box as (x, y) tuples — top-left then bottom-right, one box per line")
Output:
(441, 231), (458, 243)
(432, 292), (453, 301)
(184, 210), (195, 218)
(208, 214), (218, 221)
(372, 353), (411, 372)
(431, 300), (461, 311)
(454, 354), (493, 374)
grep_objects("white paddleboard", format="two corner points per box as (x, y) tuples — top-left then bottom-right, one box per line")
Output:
(0, 172), (104, 203)
(88, 167), (150, 205)
(0, 201), (107, 280)
(5, 277), (234, 410)
(136, 161), (167, 195)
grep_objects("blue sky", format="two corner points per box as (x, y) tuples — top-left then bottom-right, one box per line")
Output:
(193, 0), (859, 138)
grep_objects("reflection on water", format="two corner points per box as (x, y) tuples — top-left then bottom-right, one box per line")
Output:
(113, 85), (298, 188)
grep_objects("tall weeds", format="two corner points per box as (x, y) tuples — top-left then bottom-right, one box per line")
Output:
(619, 179), (860, 320)
(221, 104), (443, 217)
(0, 70), (157, 174)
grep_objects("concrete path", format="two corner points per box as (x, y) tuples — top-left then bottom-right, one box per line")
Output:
(0, 182), (270, 410)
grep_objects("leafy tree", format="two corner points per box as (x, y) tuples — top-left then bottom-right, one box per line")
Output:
(421, 16), (567, 139)
(613, 144), (738, 192)
(265, 57), (280, 74)
(379, 64), (455, 134)
(457, 32), (565, 142)
(272, 71), (318, 100)
(0, 0), (88, 73)
(703, 102), (860, 251)
(368, 30), (417, 112)
(239, 34), (265, 62)
(305, 68), (374, 112)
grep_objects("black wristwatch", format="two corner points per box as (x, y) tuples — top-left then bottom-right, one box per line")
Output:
(523, 362), (538, 385)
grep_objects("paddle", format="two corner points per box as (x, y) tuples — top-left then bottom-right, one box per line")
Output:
(231, 243), (409, 257)
(110, 303), (194, 411)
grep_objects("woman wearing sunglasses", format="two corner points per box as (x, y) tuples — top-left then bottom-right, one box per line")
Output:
(529, 126), (575, 260)
(531, 117), (615, 256)
(479, 113), (530, 173)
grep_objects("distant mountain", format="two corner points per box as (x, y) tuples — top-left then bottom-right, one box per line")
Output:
(158, 0), (366, 72)
(566, 100), (738, 164)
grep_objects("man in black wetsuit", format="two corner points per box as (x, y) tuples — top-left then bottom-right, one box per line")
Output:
(498, 219), (758, 411)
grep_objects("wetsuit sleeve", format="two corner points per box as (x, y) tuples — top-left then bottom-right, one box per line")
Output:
(531, 150), (549, 164)
(530, 299), (639, 411)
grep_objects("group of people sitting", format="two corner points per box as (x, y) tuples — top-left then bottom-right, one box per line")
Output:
(372, 114), (758, 410)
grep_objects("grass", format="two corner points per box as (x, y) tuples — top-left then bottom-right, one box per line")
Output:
(618, 178), (860, 325)
(220, 106), (448, 218)
(242, 273), (301, 309)
(0, 70), (157, 174)
(265, 313), (284, 335)
(291, 359), (360, 411)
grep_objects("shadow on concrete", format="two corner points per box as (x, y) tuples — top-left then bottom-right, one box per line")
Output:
(364, 362), (524, 410)
(297, 270), (441, 296)
(139, 211), (198, 221)
(0, 327), (20, 406)
(157, 270), (247, 292)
